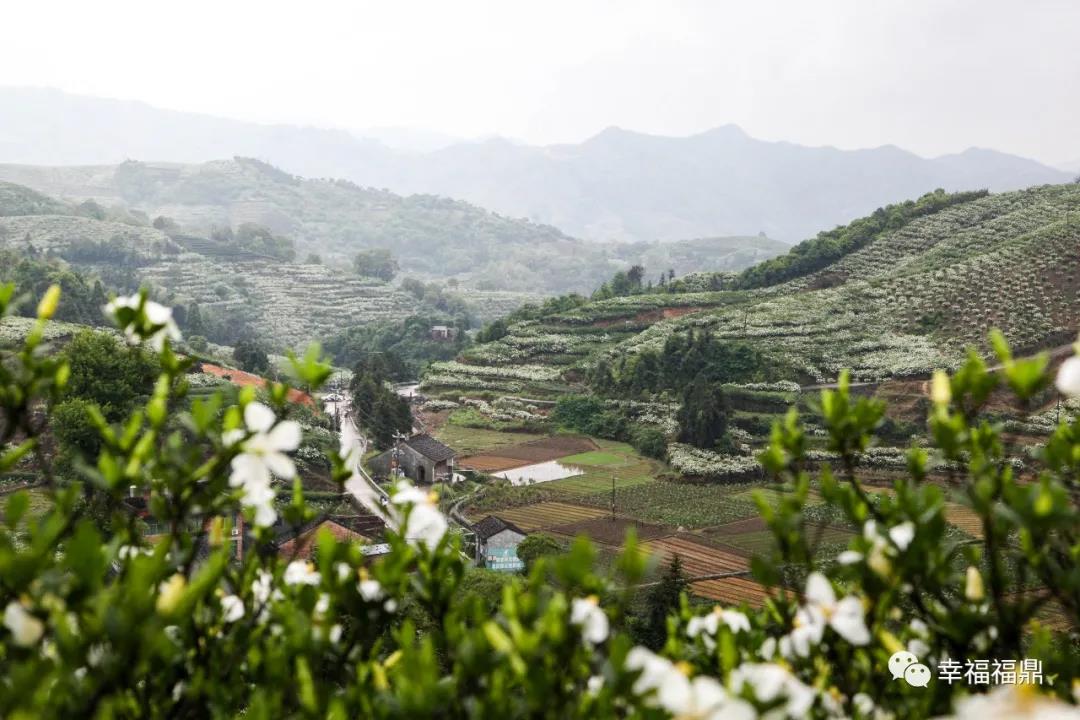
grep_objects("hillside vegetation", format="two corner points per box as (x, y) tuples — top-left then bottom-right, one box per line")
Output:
(432, 184), (1080, 392)
(421, 183), (1080, 481)
(0, 158), (785, 294)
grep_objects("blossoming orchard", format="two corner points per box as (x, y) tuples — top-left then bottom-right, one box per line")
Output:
(1, 281), (1078, 717)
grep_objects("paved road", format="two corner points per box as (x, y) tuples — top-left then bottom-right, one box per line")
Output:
(332, 397), (390, 521)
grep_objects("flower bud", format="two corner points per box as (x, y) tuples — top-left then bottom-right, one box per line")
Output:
(36, 285), (61, 320)
(156, 574), (187, 615)
(965, 566), (985, 602)
(930, 370), (952, 406)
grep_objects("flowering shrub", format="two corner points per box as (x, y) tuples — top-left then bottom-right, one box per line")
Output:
(1, 286), (1078, 718)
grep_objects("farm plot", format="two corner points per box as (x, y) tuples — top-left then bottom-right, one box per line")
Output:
(641, 536), (749, 577)
(944, 503), (984, 538)
(458, 435), (598, 472)
(432, 426), (545, 458)
(546, 517), (671, 546)
(709, 524), (856, 558)
(690, 577), (778, 607)
(482, 502), (609, 533)
(576, 481), (762, 529)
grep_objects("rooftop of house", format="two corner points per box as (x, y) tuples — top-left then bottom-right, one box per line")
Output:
(404, 433), (456, 462)
(473, 515), (528, 541)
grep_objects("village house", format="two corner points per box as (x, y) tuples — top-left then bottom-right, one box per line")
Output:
(368, 433), (457, 484)
(429, 325), (458, 342)
(472, 516), (527, 572)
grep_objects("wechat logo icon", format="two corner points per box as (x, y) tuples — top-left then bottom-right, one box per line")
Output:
(889, 650), (931, 688)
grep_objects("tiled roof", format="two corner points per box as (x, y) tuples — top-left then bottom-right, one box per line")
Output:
(405, 433), (456, 462)
(473, 515), (527, 541)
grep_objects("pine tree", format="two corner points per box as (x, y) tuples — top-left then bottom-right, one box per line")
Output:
(634, 556), (688, 650)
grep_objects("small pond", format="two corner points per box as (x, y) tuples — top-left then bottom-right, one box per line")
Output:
(494, 460), (584, 486)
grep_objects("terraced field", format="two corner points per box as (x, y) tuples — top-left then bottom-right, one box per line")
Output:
(943, 503), (984, 539)
(475, 502), (609, 532)
(136, 255), (420, 348)
(690, 577), (778, 606)
(425, 185), (1080, 406)
(641, 535), (750, 576)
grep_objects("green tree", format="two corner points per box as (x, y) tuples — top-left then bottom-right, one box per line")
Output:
(233, 339), (270, 375)
(676, 375), (730, 448)
(517, 533), (562, 571)
(186, 303), (206, 336)
(631, 556), (687, 650)
(353, 248), (400, 282)
(454, 568), (513, 614)
(349, 356), (412, 449)
(62, 330), (158, 421)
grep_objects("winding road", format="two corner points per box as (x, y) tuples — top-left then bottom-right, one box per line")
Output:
(329, 396), (390, 521)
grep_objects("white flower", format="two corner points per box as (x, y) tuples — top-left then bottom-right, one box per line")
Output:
(687, 608), (751, 650)
(853, 692), (876, 717)
(228, 403), (302, 528)
(358, 578), (384, 602)
(328, 624), (343, 644)
(587, 675), (604, 695)
(888, 521), (916, 550)
(284, 560), (320, 586)
(335, 562), (351, 582)
(220, 595), (245, 623)
(570, 596), (609, 645)
(786, 572), (869, 656)
(104, 294), (182, 352)
(837, 550), (863, 565)
(251, 570), (274, 605)
(390, 482), (448, 550)
(949, 684), (1080, 720)
(1056, 356), (1080, 398)
(625, 647), (754, 720)
(4, 601), (44, 646)
(731, 662), (816, 718)
(720, 609), (751, 633)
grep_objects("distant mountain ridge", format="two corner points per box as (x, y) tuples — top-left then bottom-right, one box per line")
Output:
(0, 86), (1070, 243)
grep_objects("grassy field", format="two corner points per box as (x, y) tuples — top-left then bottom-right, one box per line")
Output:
(432, 425), (546, 457)
(545, 441), (660, 496)
(559, 450), (624, 466)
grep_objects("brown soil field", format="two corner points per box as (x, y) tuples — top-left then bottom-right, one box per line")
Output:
(944, 503), (984, 538)
(642, 535), (750, 576)
(459, 435), (598, 471)
(592, 306), (708, 328)
(485, 502), (609, 532)
(458, 455), (529, 472)
(547, 516), (672, 545)
(690, 577), (779, 607)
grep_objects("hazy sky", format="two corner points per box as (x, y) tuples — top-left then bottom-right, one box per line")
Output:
(2, 0), (1078, 163)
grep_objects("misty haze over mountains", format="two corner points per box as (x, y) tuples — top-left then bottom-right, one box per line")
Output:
(0, 86), (1071, 244)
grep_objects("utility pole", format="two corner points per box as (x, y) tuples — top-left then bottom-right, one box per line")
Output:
(610, 474), (616, 522)
(391, 431), (409, 478)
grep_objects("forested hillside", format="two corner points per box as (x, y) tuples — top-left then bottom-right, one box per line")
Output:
(421, 183), (1080, 476)
(0, 159), (784, 294)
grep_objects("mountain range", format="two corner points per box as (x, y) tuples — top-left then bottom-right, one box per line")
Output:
(0, 87), (1071, 245)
